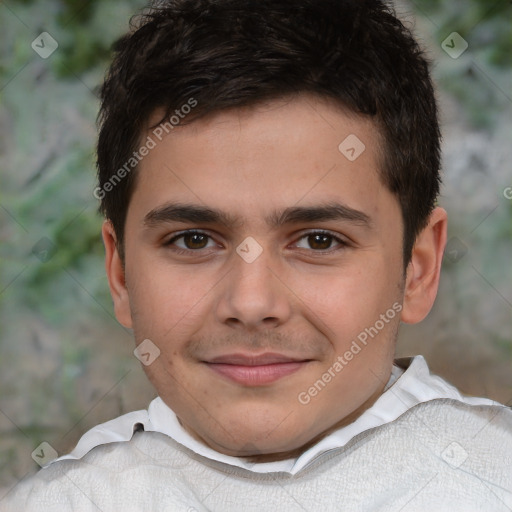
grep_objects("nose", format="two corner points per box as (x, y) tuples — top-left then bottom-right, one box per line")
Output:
(214, 244), (293, 331)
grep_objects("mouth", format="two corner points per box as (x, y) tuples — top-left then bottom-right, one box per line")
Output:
(204, 352), (312, 386)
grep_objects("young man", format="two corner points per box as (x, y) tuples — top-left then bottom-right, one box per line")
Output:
(5, 0), (512, 510)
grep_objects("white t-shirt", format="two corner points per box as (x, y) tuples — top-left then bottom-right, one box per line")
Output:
(3, 355), (512, 511)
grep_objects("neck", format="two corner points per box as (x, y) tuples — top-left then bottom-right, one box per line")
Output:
(177, 378), (388, 464)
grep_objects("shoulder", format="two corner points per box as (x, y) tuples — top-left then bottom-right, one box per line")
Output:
(362, 399), (512, 498)
(379, 398), (512, 465)
(398, 397), (512, 440)
(293, 399), (512, 510)
(1, 431), (208, 512)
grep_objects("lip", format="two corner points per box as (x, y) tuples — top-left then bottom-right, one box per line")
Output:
(207, 352), (308, 366)
(204, 352), (311, 386)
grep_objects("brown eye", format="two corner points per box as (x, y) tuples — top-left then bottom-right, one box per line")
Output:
(182, 232), (209, 249)
(294, 231), (347, 252)
(307, 233), (333, 250)
(165, 230), (215, 251)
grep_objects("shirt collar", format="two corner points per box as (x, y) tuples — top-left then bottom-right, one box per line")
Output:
(48, 355), (498, 475)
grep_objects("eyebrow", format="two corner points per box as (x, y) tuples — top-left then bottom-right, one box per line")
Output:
(143, 201), (372, 229)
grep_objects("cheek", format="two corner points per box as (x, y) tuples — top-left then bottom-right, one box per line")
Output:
(322, 275), (400, 372)
(302, 260), (399, 328)
(126, 256), (213, 337)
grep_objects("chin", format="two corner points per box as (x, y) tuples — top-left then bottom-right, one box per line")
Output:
(208, 412), (319, 457)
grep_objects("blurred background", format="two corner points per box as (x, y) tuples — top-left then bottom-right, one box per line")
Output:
(1, 0), (511, 497)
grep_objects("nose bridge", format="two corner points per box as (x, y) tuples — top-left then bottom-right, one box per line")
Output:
(234, 247), (273, 290)
(232, 240), (277, 301)
(215, 238), (291, 328)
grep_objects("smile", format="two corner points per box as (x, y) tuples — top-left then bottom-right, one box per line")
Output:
(204, 353), (311, 386)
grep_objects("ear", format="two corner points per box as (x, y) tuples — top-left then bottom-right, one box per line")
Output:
(401, 207), (448, 324)
(102, 220), (133, 328)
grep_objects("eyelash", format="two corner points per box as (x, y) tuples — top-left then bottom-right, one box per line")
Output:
(164, 229), (349, 256)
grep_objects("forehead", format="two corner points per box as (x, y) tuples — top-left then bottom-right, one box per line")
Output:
(129, 94), (394, 229)
(147, 94), (382, 151)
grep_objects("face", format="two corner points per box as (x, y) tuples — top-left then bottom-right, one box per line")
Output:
(104, 94), (444, 460)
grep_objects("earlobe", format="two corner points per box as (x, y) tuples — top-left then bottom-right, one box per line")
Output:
(401, 207), (448, 324)
(102, 220), (133, 328)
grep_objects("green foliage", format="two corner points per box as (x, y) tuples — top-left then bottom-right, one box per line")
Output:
(414, 0), (512, 69)
(54, 33), (112, 77)
(1, 0), (148, 327)
(412, 0), (511, 128)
